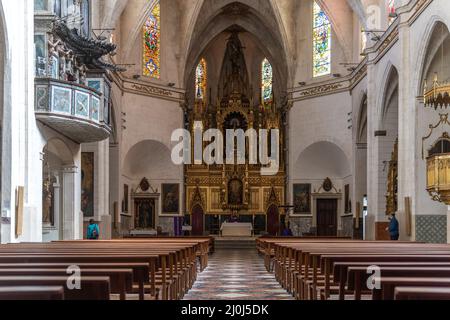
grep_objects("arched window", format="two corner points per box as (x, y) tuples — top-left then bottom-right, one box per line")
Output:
(143, 1), (161, 78)
(313, 1), (331, 77)
(195, 58), (207, 100)
(261, 58), (273, 107)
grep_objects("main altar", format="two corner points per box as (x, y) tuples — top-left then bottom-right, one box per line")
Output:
(184, 31), (286, 236)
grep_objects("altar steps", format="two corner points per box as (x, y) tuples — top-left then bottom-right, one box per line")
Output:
(214, 238), (257, 249)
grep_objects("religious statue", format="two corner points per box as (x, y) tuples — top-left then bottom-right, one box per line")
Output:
(42, 177), (53, 225)
(228, 179), (243, 205)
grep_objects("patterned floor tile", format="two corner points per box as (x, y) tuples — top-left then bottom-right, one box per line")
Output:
(183, 249), (294, 300)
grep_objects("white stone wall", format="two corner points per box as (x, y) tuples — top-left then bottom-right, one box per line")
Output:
(289, 91), (353, 234)
(406, 0), (450, 242)
(0, 0), (43, 243)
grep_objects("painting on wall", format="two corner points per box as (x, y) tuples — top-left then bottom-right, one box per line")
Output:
(345, 184), (351, 213)
(162, 184), (180, 215)
(81, 152), (94, 217)
(293, 184), (311, 214)
(122, 184), (129, 213)
(134, 198), (155, 229)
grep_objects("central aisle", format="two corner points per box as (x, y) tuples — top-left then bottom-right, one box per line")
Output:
(184, 249), (294, 300)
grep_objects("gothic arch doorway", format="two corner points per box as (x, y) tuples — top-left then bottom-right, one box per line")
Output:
(191, 204), (204, 236)
(266, 204), (280, 236)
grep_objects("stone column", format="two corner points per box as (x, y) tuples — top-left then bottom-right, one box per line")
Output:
(62, 165), (80, 240)
(52, 174), (61, 239)
(397, 14), (415, 242)
(365, 60), (378, 240)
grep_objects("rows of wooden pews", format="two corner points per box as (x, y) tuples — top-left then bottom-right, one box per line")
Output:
(257, 237), (450, 300)
(0, 237), (213, 300)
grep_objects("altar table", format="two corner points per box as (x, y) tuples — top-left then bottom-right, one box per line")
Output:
(220, 222), (253, 237)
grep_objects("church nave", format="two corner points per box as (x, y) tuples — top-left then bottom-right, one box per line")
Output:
(184, 249), (293, 301)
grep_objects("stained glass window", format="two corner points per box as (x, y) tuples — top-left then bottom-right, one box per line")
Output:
(143, 1), (160, 78)
(361, 30), (367, 55)
(195, 58), (207, 100)
(261, 58), (273, 107)
(313, 1), (331, 77)
(388, 0), (396, 25)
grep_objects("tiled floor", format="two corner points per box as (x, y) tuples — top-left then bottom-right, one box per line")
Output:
(183, 249), (294, 300)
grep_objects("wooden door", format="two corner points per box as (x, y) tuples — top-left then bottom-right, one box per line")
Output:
(267, 204), (280, 236)
(191, 204), (204, 236)
(317, 199), (338, 236)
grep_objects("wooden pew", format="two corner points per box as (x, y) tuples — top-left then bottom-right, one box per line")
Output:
(333, 261), (450, 300)
(0, 262), (150, 300)
(0, 286), (65, 300)
(259, 238), (450, 301)
(0, 276), (110, 300)
(373, 277), (450, 300)
(0, 268), (133, 300)
(347, 266), (450, 300)
(0, 238), (208, 300)
(394, 287), (450, 300)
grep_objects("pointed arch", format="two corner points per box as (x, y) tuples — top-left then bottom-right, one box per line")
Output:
(414, 18), (450, 96)
(357, 93), (368, 144)
(195, 58), (207, 101)
(142, 0), (161, 78)
(379, 65), (399, 128)
(313, 1), (331, 77)
(182, 1), (290, 92)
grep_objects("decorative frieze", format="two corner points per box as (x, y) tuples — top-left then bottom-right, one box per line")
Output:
(121, 80), (185, 102)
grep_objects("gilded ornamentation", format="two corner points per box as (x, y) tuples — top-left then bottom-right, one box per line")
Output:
(426, 134), (450, 204)
(421, 114), (450, 158)
(386, 140), (398, 215)
(185, 31), (285, 219)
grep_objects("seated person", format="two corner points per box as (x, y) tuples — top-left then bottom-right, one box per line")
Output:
(281, 222), (293, 237)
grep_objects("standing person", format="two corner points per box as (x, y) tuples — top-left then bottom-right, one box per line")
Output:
(386, 213), (399, 240)
(87, 219), (100, 240)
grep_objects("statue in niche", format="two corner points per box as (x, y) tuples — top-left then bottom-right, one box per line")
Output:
(219, 31), (249, 98)
(42, 176), (55, 225)
(228, 179), (243, 205)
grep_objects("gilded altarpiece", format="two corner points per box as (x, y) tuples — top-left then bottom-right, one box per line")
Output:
(185, 32), (286, 233)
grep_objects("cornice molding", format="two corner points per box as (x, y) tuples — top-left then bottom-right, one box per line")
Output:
(110, 72), (186, 103)
(288, 58), (368, 102)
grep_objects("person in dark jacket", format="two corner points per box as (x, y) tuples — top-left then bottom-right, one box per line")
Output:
(387, 213), (399, 240)
(281, 222), (293, 237)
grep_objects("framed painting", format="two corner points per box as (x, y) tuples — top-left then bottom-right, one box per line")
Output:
(81, 152), (94, 217)
(122, 184), (129, 213)
(293, 184), (311, 214)
(161, 184), (180, 215)
(345, 184), (351, 213)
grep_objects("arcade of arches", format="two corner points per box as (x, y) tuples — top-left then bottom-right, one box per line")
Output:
(1, 0), (450, 246)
